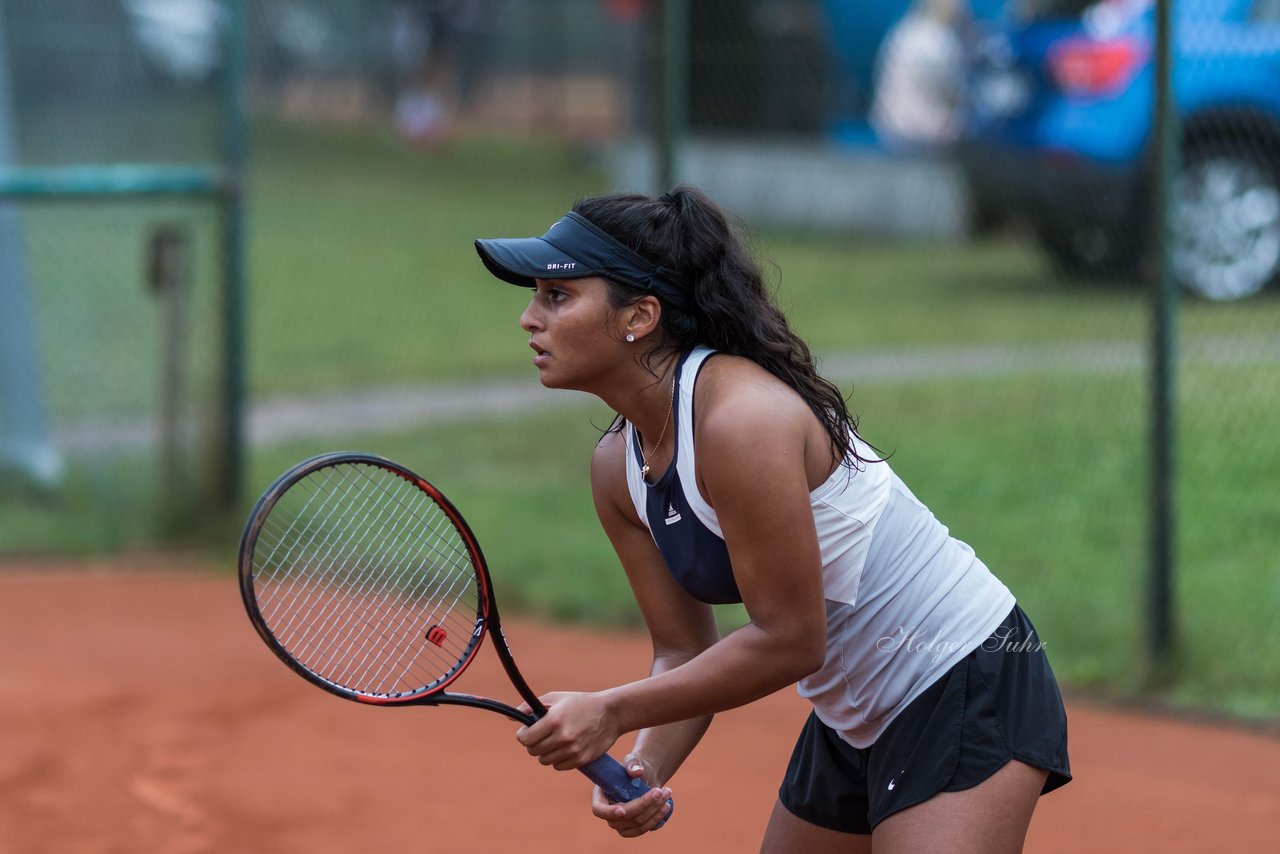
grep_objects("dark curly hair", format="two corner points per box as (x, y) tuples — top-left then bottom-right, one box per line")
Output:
(573, 185), (876, 467)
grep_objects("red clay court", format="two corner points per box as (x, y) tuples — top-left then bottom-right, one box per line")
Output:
(1, 559), (1276, 853)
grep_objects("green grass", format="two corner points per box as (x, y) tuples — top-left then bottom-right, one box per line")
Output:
(247, 122), (613, 393)
(21, 202), (223, 420)
(5, 121), (1278, 721)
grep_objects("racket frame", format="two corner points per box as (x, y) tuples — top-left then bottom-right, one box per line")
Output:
(239, 451), (670, 822)
(238, 451), (545, 723)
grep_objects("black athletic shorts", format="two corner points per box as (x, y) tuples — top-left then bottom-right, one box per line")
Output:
(778, 604), (1071, 834)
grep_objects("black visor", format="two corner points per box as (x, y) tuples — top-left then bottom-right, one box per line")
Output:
(474, 211), (688, 308)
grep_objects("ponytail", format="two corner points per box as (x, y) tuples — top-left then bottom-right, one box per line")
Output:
(573, 186), (876, 467)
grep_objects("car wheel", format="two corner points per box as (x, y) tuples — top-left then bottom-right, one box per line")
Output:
(1173, 140), (1280, 300)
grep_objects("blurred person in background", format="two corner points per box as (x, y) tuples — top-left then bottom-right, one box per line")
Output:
(386, 0), (488, 146)
(870, 0), (970, 149)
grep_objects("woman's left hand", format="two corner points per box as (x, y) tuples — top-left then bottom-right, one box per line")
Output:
(515, 691), (620, 770)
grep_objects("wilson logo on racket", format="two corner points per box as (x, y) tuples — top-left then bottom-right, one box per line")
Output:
(425, 626), (448, 646)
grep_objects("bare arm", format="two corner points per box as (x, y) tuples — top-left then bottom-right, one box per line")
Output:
(600, 370), (829, 734)
(518, 361), (829, 765)
(591, 427), (719, 787)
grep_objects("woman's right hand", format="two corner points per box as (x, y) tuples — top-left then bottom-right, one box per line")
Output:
(590, 754), (673, 837)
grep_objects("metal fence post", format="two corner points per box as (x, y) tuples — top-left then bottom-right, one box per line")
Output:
(218, 0), (248, 508)
(656, 0), (688, 193)
(1148, 0), (1180, 678)
(0, 3), (61, 488)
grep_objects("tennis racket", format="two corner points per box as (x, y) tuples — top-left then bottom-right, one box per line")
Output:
(239, 451), (671, 824)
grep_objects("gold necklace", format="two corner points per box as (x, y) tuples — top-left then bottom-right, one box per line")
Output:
(640, 374), (677, 480)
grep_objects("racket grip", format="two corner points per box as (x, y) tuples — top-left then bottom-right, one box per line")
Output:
(579, 754), (673, 829)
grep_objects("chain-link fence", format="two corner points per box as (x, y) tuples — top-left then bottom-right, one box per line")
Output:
(0, 0), (1275, 718)
(0, 0), (237, 546)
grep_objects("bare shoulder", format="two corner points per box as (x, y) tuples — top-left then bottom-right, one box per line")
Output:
(592, 426), (628, 484)
(591, 425), (642, 519)
(694, 354), (813, 439)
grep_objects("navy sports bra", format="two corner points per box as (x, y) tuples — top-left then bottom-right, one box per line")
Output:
(629, 349), (742, 604)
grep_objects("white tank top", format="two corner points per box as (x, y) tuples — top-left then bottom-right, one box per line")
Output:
(625, 347), (1015, 747)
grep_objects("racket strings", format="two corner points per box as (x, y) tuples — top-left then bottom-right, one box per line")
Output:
(262, 465), (478, 694)
(257, 464), (384, 618)
(258, 465), (412, 677)
(259, 465), (407, 653)
(251, 462), (484, 697)
(290, 466), (478, 688)
(289, 467), (439, 674)
(329, 484), (476, 691)
(257, 464), (397, 608)
(365, 506), (480, 677)
(255, 466), (360, 606)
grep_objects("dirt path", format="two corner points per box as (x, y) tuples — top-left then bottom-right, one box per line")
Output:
(1, 560), (1276, 852)
(54, 333), (1280, 454)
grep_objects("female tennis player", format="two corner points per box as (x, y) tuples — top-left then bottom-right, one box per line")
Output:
(473, 186), (1071, 851)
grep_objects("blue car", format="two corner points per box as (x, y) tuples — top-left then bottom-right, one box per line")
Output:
(964, 0), (1280, 299)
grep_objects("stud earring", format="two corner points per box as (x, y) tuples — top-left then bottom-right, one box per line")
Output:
(626, 334), (636, 343)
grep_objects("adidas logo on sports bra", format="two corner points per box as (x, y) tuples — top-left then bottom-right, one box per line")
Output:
(665, 504), (682, 525)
